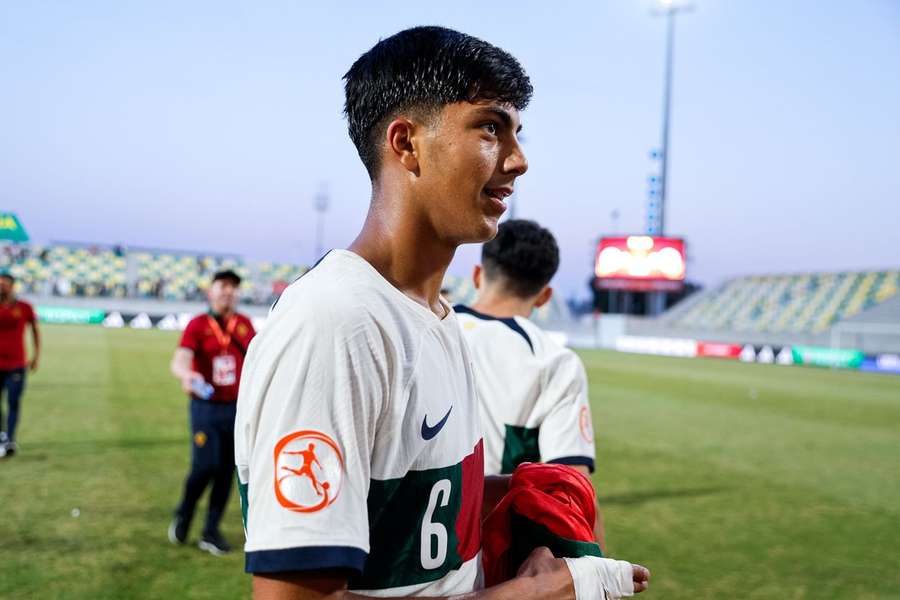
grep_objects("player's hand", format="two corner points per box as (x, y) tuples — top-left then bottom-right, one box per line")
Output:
(562, 555), (650, 599)
(180, 372), (204, 394)
(29, 357), (39, 373)
(516, 546), (568, 577)
(516, 547), (578, 600)
(631, 564), (650, 593)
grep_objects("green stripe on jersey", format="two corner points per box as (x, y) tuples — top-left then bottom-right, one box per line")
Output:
(501, 425), (541, 474)
(237, 477), (249, 532)
(351, 462), (470, 590)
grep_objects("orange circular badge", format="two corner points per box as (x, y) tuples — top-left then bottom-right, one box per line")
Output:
(578, 406), (594, 444)
(273, 430), (344, 513)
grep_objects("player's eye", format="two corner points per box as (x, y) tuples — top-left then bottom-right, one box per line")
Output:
(482, 122), (499, 136)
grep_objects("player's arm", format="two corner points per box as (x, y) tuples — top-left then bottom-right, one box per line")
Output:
(253, 548), (648, 600)
(538, 353), (604, 549)
(172, 320), (204, 393)
(170, 348), (202, 394)
(28, 314), (40, 372)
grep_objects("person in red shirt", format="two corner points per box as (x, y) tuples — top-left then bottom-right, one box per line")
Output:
(0, 271), (40, 458)
(167, 269), (256, 556)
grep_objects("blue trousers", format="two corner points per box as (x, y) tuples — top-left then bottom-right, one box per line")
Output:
(175, 399), (237, 535)
(0, 369), (26, 443)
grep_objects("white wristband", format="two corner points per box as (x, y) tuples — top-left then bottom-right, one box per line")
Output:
(563, 556), (634, 600)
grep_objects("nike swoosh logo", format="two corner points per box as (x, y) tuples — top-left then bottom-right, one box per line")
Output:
(421, 405), (453, 440)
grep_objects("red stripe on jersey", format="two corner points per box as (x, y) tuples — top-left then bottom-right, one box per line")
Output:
(455, 439), (484, 561)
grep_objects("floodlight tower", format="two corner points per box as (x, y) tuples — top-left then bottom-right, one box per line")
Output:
(652, 0), (693, 236)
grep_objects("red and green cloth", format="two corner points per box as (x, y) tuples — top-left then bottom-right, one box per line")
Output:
(483, 462), (602, 586)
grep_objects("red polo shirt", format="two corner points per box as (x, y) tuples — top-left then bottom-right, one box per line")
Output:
(179, 312), (256, 402)
(0, 300), (35, 371)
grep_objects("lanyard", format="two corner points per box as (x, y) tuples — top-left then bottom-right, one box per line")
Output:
(207, 315), (238, 354)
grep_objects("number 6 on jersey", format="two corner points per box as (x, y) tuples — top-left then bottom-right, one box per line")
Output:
(421, 479), (452, 569)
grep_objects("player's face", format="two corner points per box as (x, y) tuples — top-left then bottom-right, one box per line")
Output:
(208, 280), (238, 314)
(0, 278), (12, 298)
(416, 100), (528, 244)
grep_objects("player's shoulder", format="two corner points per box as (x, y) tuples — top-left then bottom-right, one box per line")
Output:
(270, 250), (417, 339)
(543, 342), (588, 390)
(234, 312), (254, 326)
(516, 319), (584, 371)
(234, 312), (256, 334)
(185, 313), (208, 329)
(455, 304), (535, 350)
(17, 299), (35, 314)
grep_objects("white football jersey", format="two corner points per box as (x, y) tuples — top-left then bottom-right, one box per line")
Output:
(455, 305), (596, 476)
(235, 250), (484, 596)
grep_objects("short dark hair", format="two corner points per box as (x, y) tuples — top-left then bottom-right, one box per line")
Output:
(0, 271), (14, 283)
(212, 269), (241, 286)
(343, 26), (533, 178)
(482, 219), (560, 298)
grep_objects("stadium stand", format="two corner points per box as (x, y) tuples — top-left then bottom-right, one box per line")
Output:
(669, 270), (900, 334)
(1, 243), (308, 306)
(1, 244), (128, 297)
(2, 242), (570, 324)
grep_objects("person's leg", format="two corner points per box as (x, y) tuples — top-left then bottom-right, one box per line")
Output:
(175, 400), (216, 529)
(5, 369), (26, 444)
(0, 370), (8, 445)
(204, 403), (236, 535)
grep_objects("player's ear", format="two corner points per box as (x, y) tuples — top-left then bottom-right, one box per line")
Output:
(473, 265), (483, 289)
(385, 117), (420, 175)
(533, 285), (553, 308)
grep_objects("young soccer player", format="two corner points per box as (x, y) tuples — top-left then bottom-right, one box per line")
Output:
(455, 219), (606, 549)
(0, 272), (40, 458)
(235, 26), (649, 600)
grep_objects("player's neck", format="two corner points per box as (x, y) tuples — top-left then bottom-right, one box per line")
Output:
(209, 307), (234, 320)
(471, 292), (535, 319)
(349, 192), (455, 318)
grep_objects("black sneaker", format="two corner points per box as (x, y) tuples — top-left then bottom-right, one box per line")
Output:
(168, 515), (188, 545)
(4, 442), (16, 457)
(198, 530), (231, 556)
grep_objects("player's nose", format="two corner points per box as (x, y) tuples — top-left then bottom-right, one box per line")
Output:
(503, 138), (528, 177)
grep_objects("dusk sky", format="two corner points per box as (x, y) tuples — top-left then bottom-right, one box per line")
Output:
(3, 1), (898, 298)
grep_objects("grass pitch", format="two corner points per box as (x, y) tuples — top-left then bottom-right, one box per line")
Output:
(1, 325), (898, 599)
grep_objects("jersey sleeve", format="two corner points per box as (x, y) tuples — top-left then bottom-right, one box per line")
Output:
(24, 303), (36, 323)
(538, 351), (597, 472)
(178, 318), (201, 352)
(235, 298), (389, 575)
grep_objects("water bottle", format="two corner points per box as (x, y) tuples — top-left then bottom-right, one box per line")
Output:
(191, 378), (215, 401)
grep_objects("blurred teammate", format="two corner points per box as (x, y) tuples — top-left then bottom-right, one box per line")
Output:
(0, 272), (40, 458)
(456, 219), (606, 549)
(169, 269), (255, 555)
(236, 26), (647, 600)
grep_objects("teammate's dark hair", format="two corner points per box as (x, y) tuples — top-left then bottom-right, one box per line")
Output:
(481, 219), (559, 298)
(343, 26), (532, 178)
(0, 272), (14, 283)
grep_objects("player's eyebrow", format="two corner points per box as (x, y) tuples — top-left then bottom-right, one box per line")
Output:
(476, 106), (523, 134)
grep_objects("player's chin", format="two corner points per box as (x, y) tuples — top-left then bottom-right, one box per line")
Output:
(465, 213), (501, 243)
(470, 196), (506, 240)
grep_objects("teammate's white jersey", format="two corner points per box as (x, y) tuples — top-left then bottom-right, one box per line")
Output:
(455, 305), (596, 477)
(235, 250), (484, 597)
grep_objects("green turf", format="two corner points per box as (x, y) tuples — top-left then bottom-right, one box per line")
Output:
(1, 325), (898, 599)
